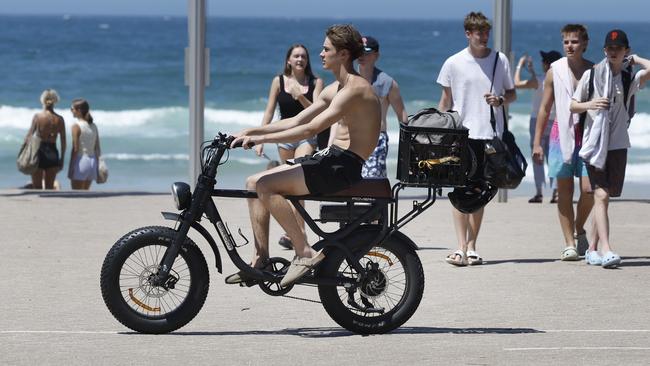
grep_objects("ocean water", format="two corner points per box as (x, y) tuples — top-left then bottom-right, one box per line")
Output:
(1, 16), (649, 196)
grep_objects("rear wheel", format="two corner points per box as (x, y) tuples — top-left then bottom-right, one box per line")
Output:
(100, 226), (209, 334)
(318, 230), (424, 334)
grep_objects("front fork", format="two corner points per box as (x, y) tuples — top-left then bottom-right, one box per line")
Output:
(152, 175), (214, 285)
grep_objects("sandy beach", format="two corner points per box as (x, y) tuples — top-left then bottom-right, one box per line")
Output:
(1, 189), (649, 365)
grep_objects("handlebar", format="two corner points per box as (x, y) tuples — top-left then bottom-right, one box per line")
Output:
(211, 133), (254, 149)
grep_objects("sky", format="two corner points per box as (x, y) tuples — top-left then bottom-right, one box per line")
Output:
(1, 0), (648, 22)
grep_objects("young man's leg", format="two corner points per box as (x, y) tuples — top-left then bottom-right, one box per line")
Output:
(449, 207), (484, 265)
(452, 209), (470, 253)
(253, 164), (317, 258)
(245, 170), (273, 267)
(448, 209), (469, 265)
(466, 208), (484, 253)
(591, 187), (611, 253)
(555, 177), (576, 247)
(291, 142), (317, 242)
(575, 175), (594, 236)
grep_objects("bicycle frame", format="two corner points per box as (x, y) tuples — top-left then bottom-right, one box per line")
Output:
(153, 134), (433, 288)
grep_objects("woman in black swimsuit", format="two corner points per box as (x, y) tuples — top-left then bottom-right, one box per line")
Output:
(255, 44), (325, 249)
(24, 89), (66, 189)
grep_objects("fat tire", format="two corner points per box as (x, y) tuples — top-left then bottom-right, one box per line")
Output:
(100, 226), (209, 334)
(318, 231), (424, 334)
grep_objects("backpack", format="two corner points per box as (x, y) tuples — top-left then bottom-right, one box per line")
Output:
(407, 108), (462, 144)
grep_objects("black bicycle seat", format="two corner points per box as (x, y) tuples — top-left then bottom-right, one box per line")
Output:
(321, 178), (391, 199)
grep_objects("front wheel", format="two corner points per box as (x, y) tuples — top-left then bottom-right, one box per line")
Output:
(100, 226), (209, 334)
(318, 231), (424, 334)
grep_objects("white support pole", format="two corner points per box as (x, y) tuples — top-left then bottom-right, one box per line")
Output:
(187, 0), (207, 189)
(493, 0), (512, 202)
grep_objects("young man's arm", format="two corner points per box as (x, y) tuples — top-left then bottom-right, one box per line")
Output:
(233, 85), (347, 148)
(632, 54), (650, 85)
(531, 69), (556, 164)
(388, 80), (408, 123)
(239, 83), (336, 137)
(438, 86), (453, 111)
(570, 70), (609, 113)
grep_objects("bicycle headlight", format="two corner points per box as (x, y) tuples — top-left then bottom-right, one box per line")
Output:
(171, 182), (192, 210)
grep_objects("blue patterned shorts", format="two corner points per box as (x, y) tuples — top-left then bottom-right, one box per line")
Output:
(361, 131), (389, 178)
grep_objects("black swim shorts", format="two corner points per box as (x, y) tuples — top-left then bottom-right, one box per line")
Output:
(294, 145), (365, 195)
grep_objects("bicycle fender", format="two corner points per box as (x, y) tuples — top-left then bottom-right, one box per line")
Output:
(388, 230), (420, 251)
(161, 212), (223, 273)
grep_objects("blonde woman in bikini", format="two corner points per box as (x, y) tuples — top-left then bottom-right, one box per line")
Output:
(24, 89), (66, 189)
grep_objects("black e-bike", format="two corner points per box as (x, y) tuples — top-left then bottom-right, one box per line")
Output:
(100, 130), (461, 334)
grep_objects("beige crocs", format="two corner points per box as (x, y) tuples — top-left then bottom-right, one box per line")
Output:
(280, 250), (325, 287)
(561, 246), (579, 261)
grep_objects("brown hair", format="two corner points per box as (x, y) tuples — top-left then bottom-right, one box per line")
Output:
(561, 24), (589, 42)
(561, 24), (589, 52)
(464, 12), (491, 32)
(72, 98), (93, 124)
(282, 44), (316, 79)
(325, 24), (364, 61)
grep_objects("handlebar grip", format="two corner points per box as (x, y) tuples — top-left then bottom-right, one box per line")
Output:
(230, 139), (255, 149)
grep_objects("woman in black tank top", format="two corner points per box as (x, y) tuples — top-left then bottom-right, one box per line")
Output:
(256, 44), (325, 249)
(257, 44), (325, 159)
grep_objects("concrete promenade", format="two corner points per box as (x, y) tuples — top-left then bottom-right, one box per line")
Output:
(1, 189), (649, 365)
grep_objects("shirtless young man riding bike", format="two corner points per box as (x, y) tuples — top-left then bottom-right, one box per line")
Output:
(230, 24), (381, 287)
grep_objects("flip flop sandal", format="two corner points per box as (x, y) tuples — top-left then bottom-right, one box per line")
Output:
(466, 250), (483, 265)
(561, 246), (579, 261)
(445, 250), (467, 266)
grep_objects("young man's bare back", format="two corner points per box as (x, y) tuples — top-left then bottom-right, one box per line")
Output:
(230, 24), (380, 286)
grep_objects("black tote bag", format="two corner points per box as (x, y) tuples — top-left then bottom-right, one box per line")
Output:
(482, 52), (527, 189)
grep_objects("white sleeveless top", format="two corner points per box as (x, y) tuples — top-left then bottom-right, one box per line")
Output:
(76, 119), (98, 156)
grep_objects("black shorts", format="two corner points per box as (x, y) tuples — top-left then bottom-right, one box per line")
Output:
(294, 145), (364, 195)
(586, 149), (627, 197)
(38, 142), (60, 169)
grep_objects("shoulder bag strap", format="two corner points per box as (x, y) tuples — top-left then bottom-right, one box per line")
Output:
(489, 51), (500, 134)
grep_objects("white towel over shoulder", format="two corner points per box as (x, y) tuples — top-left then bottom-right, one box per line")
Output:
(551, 58), (580, 163)
(579, 60), (612, 170)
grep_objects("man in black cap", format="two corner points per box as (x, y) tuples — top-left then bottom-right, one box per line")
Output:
(514, 50), (562, 204)
(569, 29), (650, 268)
(356, 35), (408, 178)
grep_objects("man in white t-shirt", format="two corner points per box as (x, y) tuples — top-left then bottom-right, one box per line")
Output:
(570, 29), (650, 268)
(436, 11), (516, 266)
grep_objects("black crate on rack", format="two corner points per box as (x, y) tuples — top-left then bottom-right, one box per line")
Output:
(396, 124), (470, 187)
